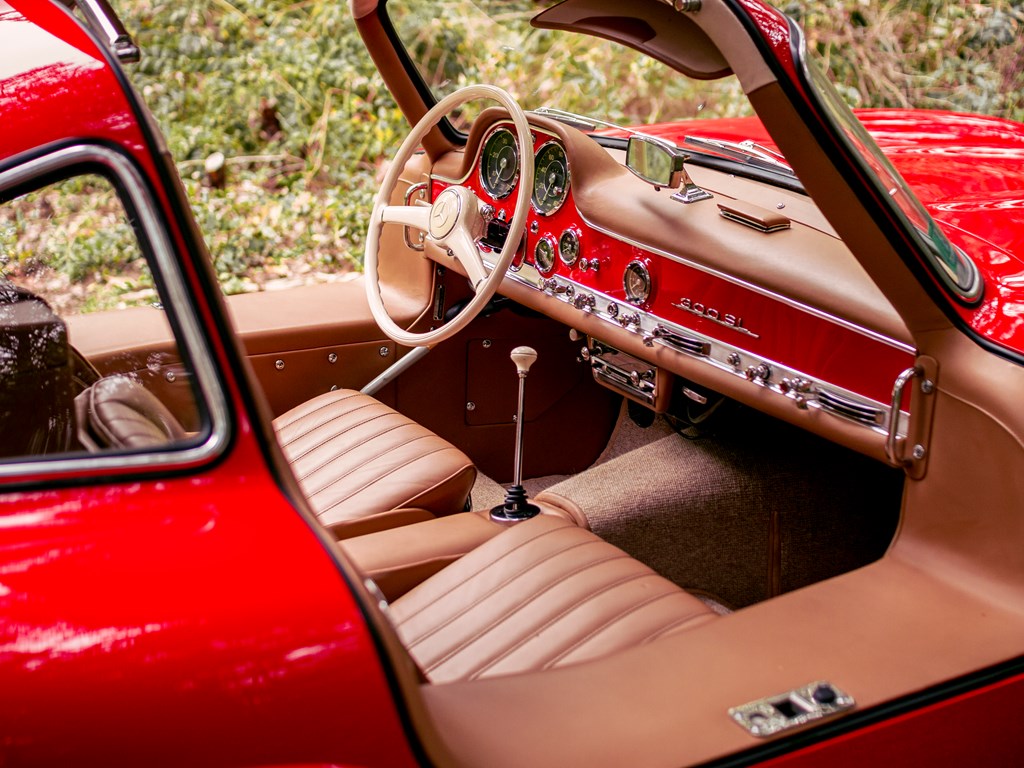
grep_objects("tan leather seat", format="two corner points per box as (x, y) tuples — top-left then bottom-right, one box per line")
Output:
(389, 515), (716, 683)
(77, 378), (476, 536)
(76, 374), (187, 450)
(274, 389), (476, 535)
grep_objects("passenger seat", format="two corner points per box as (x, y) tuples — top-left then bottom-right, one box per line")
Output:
(389, 514), (717, 683)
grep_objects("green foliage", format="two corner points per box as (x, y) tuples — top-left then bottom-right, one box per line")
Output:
(86, 0), (1019, 305)
(785, 0), (1024, 119)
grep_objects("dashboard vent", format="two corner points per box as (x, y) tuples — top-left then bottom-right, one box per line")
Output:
(647, 325), (710, 357)
(817, 389), (885, 427)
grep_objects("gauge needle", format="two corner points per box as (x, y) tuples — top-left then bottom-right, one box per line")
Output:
(491, 156), (507, 183)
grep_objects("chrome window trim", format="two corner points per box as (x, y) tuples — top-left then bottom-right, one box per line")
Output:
(0, 144), (230, 479)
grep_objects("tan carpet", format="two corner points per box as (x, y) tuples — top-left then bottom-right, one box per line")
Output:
(475, 403), (903, 608)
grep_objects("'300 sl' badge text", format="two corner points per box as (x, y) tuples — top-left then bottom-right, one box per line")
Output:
(671, 298), (760, 339)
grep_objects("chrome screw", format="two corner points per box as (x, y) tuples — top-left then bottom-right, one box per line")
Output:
(379, 346), (390, 358)
(328, 353), (338, 364)
(275, 359), (285, 371)
(482, 339), (492, 348)
(466, 402), (476, 411)
(912, 444), (927, 460)
(921, 379), (935, 394)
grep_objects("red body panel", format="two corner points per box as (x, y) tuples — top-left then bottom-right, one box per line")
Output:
(765, 671), (1024, 767)
(0, 4), (415, 766)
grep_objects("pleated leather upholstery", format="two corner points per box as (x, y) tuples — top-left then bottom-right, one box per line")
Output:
(76, 375), (187, 450)
(274, 389), (476, 529)
(390, 515), (716, 683)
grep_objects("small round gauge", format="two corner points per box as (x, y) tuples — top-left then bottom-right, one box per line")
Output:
(558, 229), (580, 266)
(623, 261), (652, 305)
(533, 141), (570, 216)
(534, 236), (556, 274)
(480, 128), (520, 200)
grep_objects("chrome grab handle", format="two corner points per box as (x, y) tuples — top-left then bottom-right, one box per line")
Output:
(885, 366), (921, 465)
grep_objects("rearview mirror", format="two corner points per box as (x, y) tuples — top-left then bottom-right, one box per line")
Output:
(626, 136), (685, 188)
(626, 135), (712, 204)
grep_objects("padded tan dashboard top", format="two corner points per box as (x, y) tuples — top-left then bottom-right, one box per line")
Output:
(442, 109), (912, 347)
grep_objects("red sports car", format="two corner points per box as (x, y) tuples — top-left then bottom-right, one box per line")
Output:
(3, 0), (1024, 765)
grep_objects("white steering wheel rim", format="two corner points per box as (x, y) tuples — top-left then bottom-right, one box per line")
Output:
(364, 84), (534, 347)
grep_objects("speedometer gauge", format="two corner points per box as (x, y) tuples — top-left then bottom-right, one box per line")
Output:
(480, 128), (519, 200)
(533, 141), (570, 215)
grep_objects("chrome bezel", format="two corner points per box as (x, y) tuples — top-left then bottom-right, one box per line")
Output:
(479, 127), (520, 200)
(623, 260), (652, 305)
(558, 229), (580, 266)
(533, 235), (557, 274)
(532, 140), (570, 216)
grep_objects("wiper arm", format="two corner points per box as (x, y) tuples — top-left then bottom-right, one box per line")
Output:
(683, 136), (794, 175)
(530, 107), (617, 133)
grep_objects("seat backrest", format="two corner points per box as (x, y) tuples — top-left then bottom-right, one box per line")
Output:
(75, 374), (187, 451)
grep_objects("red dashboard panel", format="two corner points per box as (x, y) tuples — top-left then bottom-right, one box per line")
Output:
(432, 125), (916, 426)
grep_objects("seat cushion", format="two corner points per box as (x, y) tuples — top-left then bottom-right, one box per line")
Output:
(390, 515), (716, 683)
(275, 389), (476, 531)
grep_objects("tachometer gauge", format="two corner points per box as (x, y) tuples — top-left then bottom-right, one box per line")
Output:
(533, 141), (570, 215)
(558, 229), (580, 266)
(534, 236), (556, 274)
(480, 128), (519, 200)
(623, 261), (652, 304)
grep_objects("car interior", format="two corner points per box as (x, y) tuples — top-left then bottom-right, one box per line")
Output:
(5, 0), (1024, 765)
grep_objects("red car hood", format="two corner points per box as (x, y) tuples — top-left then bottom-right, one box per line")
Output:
(616, 109), (1024, 349)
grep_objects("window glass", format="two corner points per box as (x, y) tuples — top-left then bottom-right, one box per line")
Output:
(0, 173), (204, 462)
(389, 0), (750, 131)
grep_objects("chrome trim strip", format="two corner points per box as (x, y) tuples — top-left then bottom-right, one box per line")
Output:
(482, 253), (910, 438)
(580, 215), (916, 355)
(0, 145), (230, 479)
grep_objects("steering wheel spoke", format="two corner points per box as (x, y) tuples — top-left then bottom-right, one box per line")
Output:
(380, 203), (431, 231)
(445, 227), (489, 290)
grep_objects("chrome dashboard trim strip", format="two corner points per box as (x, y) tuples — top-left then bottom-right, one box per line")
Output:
(482, 252), (910, 439)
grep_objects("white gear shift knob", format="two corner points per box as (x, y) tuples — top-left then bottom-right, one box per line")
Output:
(511, 345), (537, 375)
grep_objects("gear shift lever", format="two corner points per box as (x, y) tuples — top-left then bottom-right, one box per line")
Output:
(490, 345), (541, 522)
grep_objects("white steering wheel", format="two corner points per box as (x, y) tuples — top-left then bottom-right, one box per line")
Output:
(364, 85), (534, 347)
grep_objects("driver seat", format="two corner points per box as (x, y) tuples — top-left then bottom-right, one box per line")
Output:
(274, 388), (476, 537)
(76, 377), (477, 537)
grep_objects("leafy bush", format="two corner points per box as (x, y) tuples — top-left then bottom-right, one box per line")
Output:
(12, 0), (1018, 311)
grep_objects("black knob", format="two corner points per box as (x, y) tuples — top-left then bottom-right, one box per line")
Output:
(812, 684), (837, 705)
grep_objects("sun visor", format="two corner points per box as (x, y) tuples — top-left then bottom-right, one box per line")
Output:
(533, 0), (731, 81)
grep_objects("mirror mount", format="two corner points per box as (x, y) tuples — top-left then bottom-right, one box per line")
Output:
(626, 135), (712, 204)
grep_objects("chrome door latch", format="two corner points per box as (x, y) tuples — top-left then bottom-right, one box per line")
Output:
(885, 356), (938, 479)
(729, 681), (854, 738)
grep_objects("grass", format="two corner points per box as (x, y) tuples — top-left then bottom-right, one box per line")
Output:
(3, 0), (1022, 312)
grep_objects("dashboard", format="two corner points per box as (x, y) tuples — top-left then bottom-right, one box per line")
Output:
(425, 113), (918, 462)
